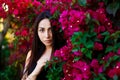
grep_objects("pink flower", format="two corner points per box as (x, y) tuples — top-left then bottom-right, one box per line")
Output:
(72, 61), (91, 79)
(15, 31), (20, 36)
(59, 10), (86, 38)
(21, 28), (28, 36)
(32, 0), (41, 7)
(94, 42), (103, 51)
(115, 62), (120, 76)
(13, 9), (19, 16)
(90, 59), (99, 68)
(102, 52), (115, 61)
(107, 69), (116, 78)
(73, 51), (82, 56)
(98, 2), (104, 8)
(72, 68), (83, 80)
(97, 34), (103, 39)
(94, 26), (105, 33)
(54, 45), (71, 61)
(90, 59), (103, 74)
(117, 49), (120, 55)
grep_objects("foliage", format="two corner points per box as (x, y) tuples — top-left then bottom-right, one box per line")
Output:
(0, 0), (120, 80)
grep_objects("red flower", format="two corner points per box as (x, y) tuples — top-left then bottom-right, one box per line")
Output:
(91, 59), (99, 68)
(21, 28), (29, 36)
(73, 51), (82, 56)
(15, 31), (20, 36)
(72, 61), (91, 79)
(117, 49), (120, 55)
(115, 62), (120, 76)
(94, 42), (103, 51)
(94, 26), (105, 33)
(102, 52), (115, 61)
(90, 59), (103, 74)
(54, 45), (70, 61)
(107, 69), (116, 78)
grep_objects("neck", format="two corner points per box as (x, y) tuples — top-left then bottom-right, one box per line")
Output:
(44, 46), (53, 56)
(46, 45), (52, 50)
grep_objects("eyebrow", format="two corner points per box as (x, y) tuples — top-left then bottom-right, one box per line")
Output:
(38, 27), (51, 29)
(38, 26), (44, 28)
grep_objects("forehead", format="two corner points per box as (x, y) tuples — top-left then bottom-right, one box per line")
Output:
(38, 18), (51, 28)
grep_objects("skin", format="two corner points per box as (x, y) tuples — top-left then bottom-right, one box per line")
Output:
(37, 18), (53, 47)
(24, 18), (53, 80)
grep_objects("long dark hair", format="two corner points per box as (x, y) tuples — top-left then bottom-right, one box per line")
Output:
(26, 10), (66, 74)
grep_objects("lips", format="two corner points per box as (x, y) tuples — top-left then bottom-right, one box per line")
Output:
(44, 40), (52, 43)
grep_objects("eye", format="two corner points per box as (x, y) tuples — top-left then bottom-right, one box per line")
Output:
(38, 28), (44, 32)
(48, 28), (52, 33)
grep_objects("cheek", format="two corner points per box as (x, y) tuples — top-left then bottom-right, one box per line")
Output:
(38, 32), (43, 40)
(50, 33), (53, 37)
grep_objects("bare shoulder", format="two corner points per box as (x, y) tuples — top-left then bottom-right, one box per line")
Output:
(26, 50), (32, 60)
(25, 50), (32, 65)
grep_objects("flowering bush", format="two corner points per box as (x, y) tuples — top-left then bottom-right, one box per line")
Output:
(44, 0), (120, 80)
(0, 0), (120, 80)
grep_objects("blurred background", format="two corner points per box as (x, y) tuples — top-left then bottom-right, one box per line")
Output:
(0, 0), (120, 80)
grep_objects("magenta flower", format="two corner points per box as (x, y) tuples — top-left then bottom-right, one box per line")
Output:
(115, 62), (120, 76)
(59, 10), (86, 38)
(21, 28), (29, 36)
(73, 51), (82, 56)
(72, 61), (91, 79)
(107, 69), (116, 78)
(54, 45), (71, 61)
(0, 6), (7, 18)
(94, 42), (103, 51)
(94, 26), (106, 33)
(13, 9), (19, 16)
(90, 59), (103, 74)
(90, 59), (99, 68)
(117, 49), (120, 55)
(102, 52), (115, 61)
(32, 0), (41, 7)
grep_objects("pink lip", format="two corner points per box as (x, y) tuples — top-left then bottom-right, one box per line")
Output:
(44, 40), (52, 42)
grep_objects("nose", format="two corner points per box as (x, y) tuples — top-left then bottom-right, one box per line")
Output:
(45, 31), (50, 38)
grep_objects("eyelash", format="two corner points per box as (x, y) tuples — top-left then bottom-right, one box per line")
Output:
(39, 29), (44, 32)
(38, 28), (52, 33)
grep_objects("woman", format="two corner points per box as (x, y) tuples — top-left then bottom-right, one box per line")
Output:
(21, 11), (65, 80)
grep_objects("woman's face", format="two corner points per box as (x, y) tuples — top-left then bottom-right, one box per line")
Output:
(38, 18), (53, 47)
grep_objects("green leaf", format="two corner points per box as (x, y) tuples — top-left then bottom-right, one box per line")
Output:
(74, 57), (80, 61)
(103, 0), (108, 5)
(78, 0), (87, 6)
(112, 55), (120, 61)
(82, 49), (92, 59)
(101, 31), (110, 36)
(111, 31), (120, 38)
(92, 19), (100, 25)
(86, 13), (91, 24)
(113, 75), (118, 80)
(101, 31), (110, 42)
(52, 10), (60, 19)
(85, 50), (92, 59)
(72, 47), (80, 52)
(104, 35), (110, 42)
(81, 48), (86, 53)
(85, 40), (94, 49)
(94, 77), (100, 80)
(104, 59), (111, 70)
(105, 46), (113, 53)
(98, 73), (107, 80)
(115, 42), (120, 49)
(106, 2), (119, 16)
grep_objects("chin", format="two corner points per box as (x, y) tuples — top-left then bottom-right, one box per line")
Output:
(44, 43), (52, 47)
